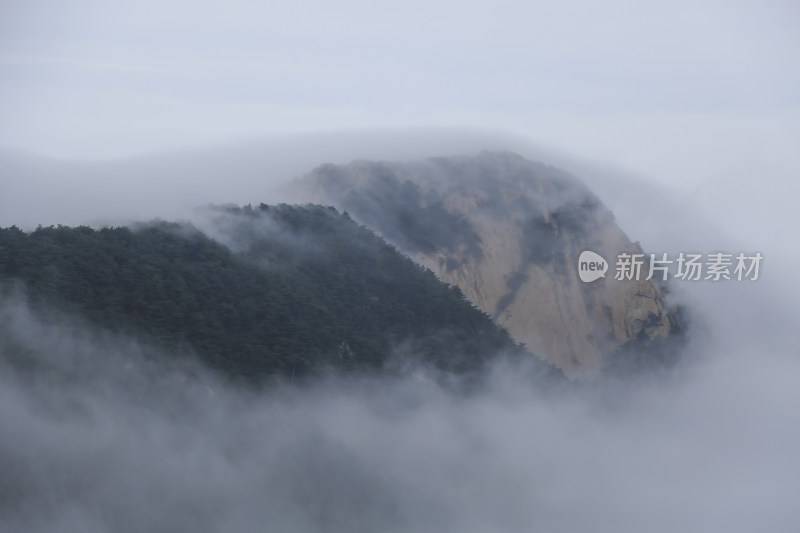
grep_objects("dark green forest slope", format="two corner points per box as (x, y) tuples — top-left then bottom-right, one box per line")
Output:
(0, 204), (552, 382)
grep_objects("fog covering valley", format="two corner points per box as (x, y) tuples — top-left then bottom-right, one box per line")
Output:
(2, 0), (800, 530)
(1, 134), (799, 532)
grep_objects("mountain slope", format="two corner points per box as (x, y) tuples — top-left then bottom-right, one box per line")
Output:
(0, 204), (551, 381)
(285, 151), (683, 375)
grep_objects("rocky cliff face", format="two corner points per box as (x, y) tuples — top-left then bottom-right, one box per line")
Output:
(284, 151), (681, 376)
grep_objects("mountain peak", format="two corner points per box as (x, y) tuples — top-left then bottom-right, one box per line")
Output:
(288, 152), (682, 376)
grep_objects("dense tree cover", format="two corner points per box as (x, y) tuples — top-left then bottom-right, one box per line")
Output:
(0, 204), (552, 382)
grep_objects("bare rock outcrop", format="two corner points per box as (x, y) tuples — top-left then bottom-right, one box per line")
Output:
(284, 151), (681, 376)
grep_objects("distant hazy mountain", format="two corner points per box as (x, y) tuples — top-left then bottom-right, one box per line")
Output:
(0, 129), (536, 230)
(286, 152), (685, 375)
(0, 204), (556, 383)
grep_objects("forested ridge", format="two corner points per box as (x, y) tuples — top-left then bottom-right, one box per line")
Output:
(0, 204), (552, 381)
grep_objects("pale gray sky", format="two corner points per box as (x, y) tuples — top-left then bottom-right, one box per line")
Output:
(1, 0), (799, 189)
(2, 5), (800, 530)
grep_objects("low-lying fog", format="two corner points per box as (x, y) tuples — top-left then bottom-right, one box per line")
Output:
(1, 269), (798, 532)
(1, 131), (799, 532)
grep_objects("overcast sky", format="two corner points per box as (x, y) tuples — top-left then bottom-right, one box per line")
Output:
(2, 4), (800, 530)
(1, 0), (799, 189)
